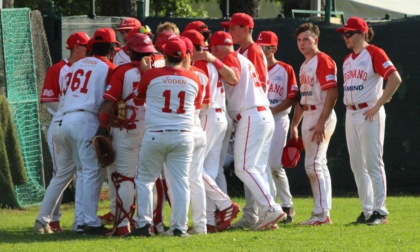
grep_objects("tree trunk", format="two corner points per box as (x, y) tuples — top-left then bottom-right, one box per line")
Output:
(219, 0), (261, 18)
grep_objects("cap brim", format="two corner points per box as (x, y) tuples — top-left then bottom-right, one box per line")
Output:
(220, 21), (234, 28)
(133, 45), (157, 53)
(336, 27), (358, 33)
(115, 26), (139, 31)
(256, 42), (273, 46)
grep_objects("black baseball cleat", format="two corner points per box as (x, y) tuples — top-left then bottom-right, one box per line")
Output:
(76, 225), (85, 234)
(366, 211), (388, 225)
(173, 228), (190, 238)
(354, 212), (367, 224)
(83, 225), (109, 235)
(127, 224), (152, 237)
(281, 206), (296, 223)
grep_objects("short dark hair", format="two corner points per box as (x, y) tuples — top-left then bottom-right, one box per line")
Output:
(130, 51), (153, 62)
(165, 55), (183, 64)
(294, 22), (320, 39)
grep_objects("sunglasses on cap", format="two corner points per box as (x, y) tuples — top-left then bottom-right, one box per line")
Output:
(260, 45), (276, 51)
(342, 31), (359, 39)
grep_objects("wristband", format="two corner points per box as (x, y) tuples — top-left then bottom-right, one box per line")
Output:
(213, 58), (224, 70)
(99, 111), (109, 128)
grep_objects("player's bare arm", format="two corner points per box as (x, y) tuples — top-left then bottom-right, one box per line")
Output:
(309, 87), (337, 143)
(364, 71), (402, 121)
(290, 102), (304, 140)
(270, 98), (296, 115)
(193, 51), (238, 84)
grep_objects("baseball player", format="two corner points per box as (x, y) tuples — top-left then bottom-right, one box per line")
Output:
(34, 32), (90, 234)
(221, 13), (271, 229)
(336, 17), (402, 225)
(97, 33), (157, 236)
(290, 23), (338, 225)
(131, 37), (203, 237)
(51, 28), (117, 235)
(183, 30), (241, 232)
(156, 21), (180, 36)
(113, 17), (142, 66)
(184, 20), (212, 49)
(206, 31), (287, 230)
(256, 31), (298, 223)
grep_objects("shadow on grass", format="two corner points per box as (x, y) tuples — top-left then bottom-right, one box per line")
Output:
(0, 229), (112, 244)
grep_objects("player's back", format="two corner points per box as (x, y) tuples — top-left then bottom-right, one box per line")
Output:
(61, 56), (113, 114)
(142, 67), (201, 131)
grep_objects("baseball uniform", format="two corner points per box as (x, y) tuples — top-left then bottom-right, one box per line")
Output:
(342, 45), (397, 218)
(298, 52), (337, 220)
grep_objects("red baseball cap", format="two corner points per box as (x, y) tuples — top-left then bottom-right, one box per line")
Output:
(282, 137), (304, 169)
(336, 16), (368, 33)
(127, 33), (157, 53)
(92, 28), (119, 44)
(155, 31), (176, 52)
(210, 31), (233, 47)
(179, 36), (194, 55)
(256, 31), (278, 47)
(66, 32), (90, 49)
(184, 21), (209, 32)
(164, 37), (187, 59)
(220, 13), (254, 29)
(181, 30), (205, 47)
(115, 17), (141, 31)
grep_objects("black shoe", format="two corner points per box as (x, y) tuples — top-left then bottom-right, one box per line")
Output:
(366, 211), (388, 226)
(127, 224), (152, 237)
(173, 228), (190, 238)
(355, 212), (367, 224)
(76, 225), (85, 234)
(83, 225), (108, 235)
(281, 207), (295, 223)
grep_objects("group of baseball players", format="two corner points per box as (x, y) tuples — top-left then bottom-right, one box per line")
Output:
(33, 13), (401, 237)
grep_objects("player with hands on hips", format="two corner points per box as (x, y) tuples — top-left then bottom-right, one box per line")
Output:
(130, 37), (203, 238)
(34, 31), (90, 234)
(256, 31), (298, 223)
(97, 33), (157, 236)
(291, 23), (338, 226)
(336, 17), (402, 225)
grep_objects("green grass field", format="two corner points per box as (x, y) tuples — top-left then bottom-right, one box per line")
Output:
(0, 196), (419, 251)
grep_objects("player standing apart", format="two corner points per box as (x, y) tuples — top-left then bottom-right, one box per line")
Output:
(35, 32), (90, 234)
(131, 37), (203, 237)
(336, 17), (401, 225)
(209, 31), (287, 230)
(256, 31), (298, 223)
(291, 23), (338, 225)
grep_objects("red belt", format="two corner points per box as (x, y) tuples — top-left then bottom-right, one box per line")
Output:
(303, 105), (316, 111)
(150, 129), (190, 132)
(215, 108), (222, 113)
(346, 103), (368, 110)
(235, 106), (266, 122)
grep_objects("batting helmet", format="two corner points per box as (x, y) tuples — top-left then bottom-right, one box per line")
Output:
(127, 33), (157, 53)
(282, 137), (304, 169)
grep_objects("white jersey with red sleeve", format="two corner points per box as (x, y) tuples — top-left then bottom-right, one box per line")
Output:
(194, 60), (225, 109)
(267, 61), (298, 113)
(299, 52), (337, 105)
(222, 52), (269, 119)
(133, 66), (203, 131)
(60, 56), (116, 114)
(239, 43), (269, 92)
(190, 65), (209, 108)
(40, 59), (71, 117)
(342, 44), (397, 105)
(151, 54), (166, 68)
(113, 47), (131, 67)
(103, 62), (145, 122)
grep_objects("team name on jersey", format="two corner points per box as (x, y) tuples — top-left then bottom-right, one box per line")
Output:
(344, 85), (364, 91)
(344, 69), (368, 82)
(42, 89), (54, 97)
(301, 91), (313, 96)
(269, 99), (279, 105)
(300, 75), (314, 86)
(163, 77), (186, 85)
(81, 59), (98, 65)
(268, 84), (283, 96)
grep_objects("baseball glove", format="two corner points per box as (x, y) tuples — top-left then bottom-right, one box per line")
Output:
(91, 135), (116, 168)
(109, 100), (127, 128)
(282, 137), (304, 169)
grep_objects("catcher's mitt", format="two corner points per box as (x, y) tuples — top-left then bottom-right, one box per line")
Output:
(282, 137), (304, 169)
(109, 100), (127, 128)
(91, 135), (116, 168)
